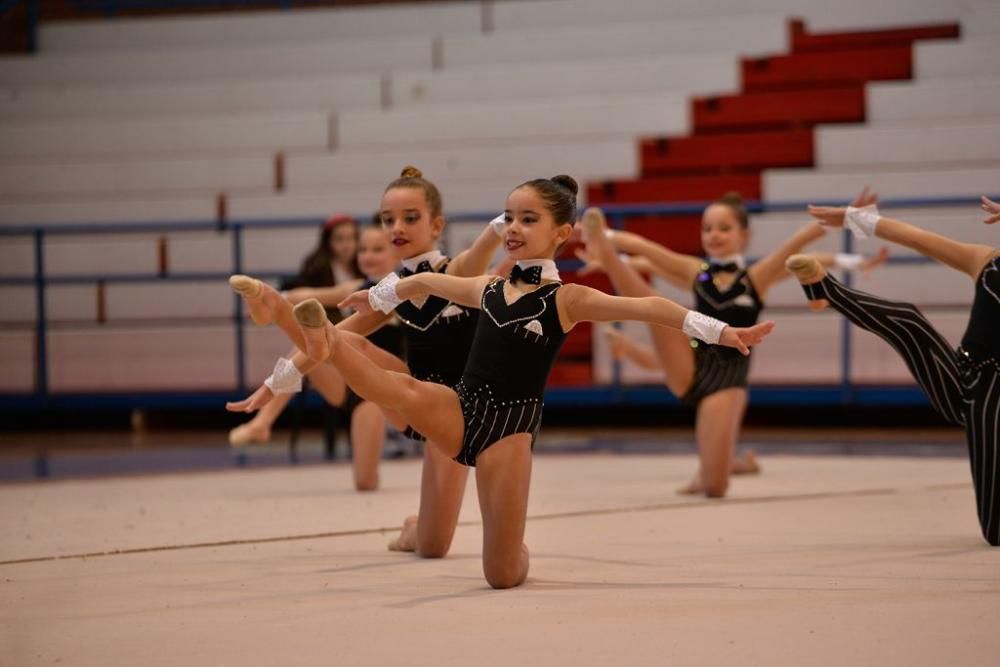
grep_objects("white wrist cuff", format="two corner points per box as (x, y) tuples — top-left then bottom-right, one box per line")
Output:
(263, 357), (303, 395)
(489, 214), (506, 238)
(834, 253), (864, 271)
(845, 204), (880, 239)
(368, 272), (403, 313)
(682, 310), (727, 345)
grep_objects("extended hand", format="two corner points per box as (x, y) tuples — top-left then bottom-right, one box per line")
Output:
(719, 320), (775, 356)
(808, 186), (878, 228)
(861, 247), (890, 274)
(338, 289), (374, 315)
(982, 196), (1000, 225)
(225, 384), (275, 413)
(573, 247), (605, 276)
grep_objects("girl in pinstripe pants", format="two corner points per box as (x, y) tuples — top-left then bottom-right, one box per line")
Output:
(786, 195), (1000, 546)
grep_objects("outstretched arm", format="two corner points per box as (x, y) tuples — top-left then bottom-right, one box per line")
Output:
(608, 230), (703, 290)
(446, 219), (504, 277)
(340, 272), (494, 315)
(808, 203), (997, 279)
(556, 283), (774, 355)
(283, 280), (363, 307)
(747, 221), (827, 298)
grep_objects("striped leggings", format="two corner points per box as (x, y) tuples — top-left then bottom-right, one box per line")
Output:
(804, 275), (1000, 546)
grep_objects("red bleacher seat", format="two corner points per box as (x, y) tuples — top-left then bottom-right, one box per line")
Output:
(742, 47), (912, 92)
(640, 129), (813, 177)
(692, 87), (865, 133)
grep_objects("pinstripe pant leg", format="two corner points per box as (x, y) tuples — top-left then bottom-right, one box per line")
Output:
(805, 276), (966, 427)
(963, 367), (1000, 546)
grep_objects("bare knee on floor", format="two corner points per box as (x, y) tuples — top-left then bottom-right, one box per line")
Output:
(484, 561), (526, 589)
(483, 546), (528, 589)
(416, 540), (451, 559)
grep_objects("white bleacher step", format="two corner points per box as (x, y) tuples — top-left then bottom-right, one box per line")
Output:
(336, 94), (688, 149)
(0, 73), (381, 121)
(0, 35), (433, 88)
(492, 0), (968, 32)
(442, 15), (787, 68)
(960, 5), (1000, 38)
(763, 165), (1000, 202)
(390, 53), (738, 106)
(591, 314), (845, 385)
(0, 195), (216, 226)
(915, 38), (1000, 81)
(46, 326), (237, 392)
(284, 140), (638, 190)
(226, 182), (516, 223)
(0, 155), (273, 198)
(816, 121), (1000, 168)
(38, 3), (481, 53)
(868, 78), (1000, 124)
(0, 112), (330, 160)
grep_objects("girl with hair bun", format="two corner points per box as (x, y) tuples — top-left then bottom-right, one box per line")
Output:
(229, 166), (504, 555)
(578, 189), (888, 498)
(237, 174), (774, 589)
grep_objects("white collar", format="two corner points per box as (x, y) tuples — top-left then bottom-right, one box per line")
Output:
(515, 259), (561, 283)
(709, 254), (746, 269)
(400, 249), (445, 273)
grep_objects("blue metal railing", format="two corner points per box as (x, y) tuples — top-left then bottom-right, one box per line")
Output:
(0, 196), (988, 411)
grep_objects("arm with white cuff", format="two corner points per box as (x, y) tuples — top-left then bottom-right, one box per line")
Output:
(263, 353), (315, 394)
(844, 204), (881, 239)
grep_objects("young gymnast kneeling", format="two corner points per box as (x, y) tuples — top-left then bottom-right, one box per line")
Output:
(577, 190), (886, 497)
(282, 175), (774, 588)
(785, 194), (1000, 546)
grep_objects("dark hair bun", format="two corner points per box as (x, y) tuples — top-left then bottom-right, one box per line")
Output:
(400, 165), (423, 179)
(551, 174), (579, 197)
(719, 191), (744, 206)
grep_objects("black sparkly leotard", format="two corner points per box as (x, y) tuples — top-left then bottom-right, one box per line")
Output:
(452, 279), (568, 466)
(395, 259), (479, 441)
(681, 262), (764, 406)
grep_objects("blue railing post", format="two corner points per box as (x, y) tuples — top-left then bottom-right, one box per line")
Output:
(607, 211), (628, 403)
(33, 229), (48, 398)
(231, 224), (247, 393)
(839, 228), (854, 404)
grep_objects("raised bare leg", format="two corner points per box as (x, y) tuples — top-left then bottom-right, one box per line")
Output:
(602, 325), (662, 370)
(582, 209), (696, 395)
(476, 434), (533, 589)
(293, 299), (465, 457)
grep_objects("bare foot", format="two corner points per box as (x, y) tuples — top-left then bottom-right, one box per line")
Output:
(785, 254), (829, 311)
(293, 298), (332, 361)
(387, 515), (418, 552)
(580, 206), (608, 242)
(229, 274), (281, 325)
(731, 449), (761, 476)
(601, 325), (628, 361)
(677, 475), (704, 496)
(228, 421), (271, 447)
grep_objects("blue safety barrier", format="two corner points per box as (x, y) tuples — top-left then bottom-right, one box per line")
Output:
(0, 195), (990, 411)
